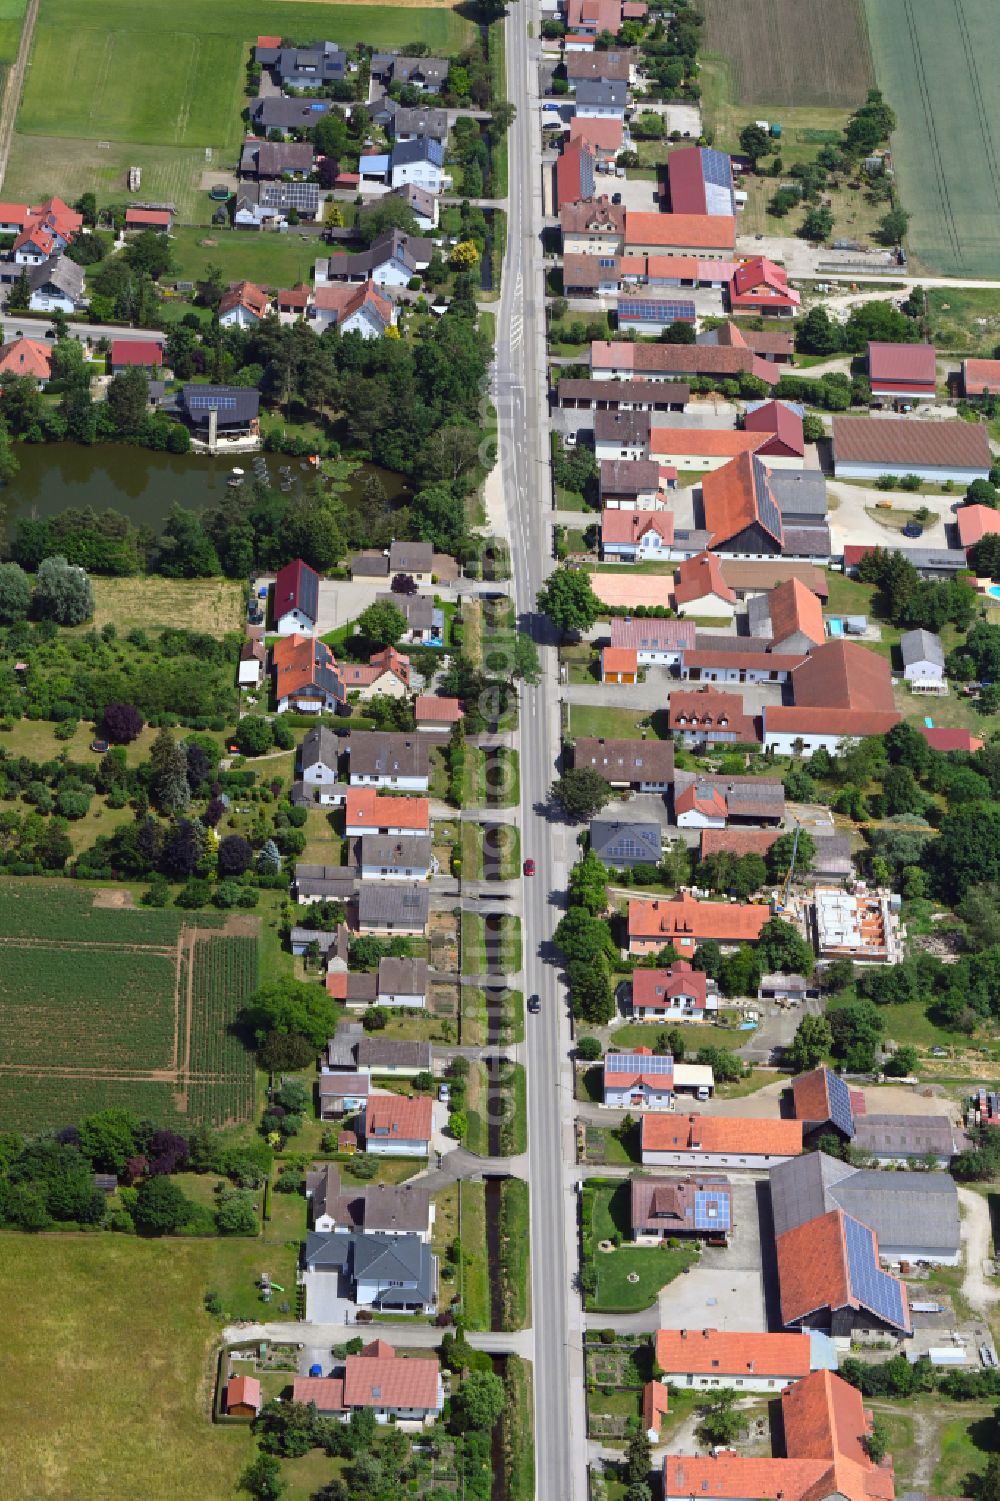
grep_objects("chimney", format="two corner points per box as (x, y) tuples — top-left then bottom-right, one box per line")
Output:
(680, 1328), (687, 1338)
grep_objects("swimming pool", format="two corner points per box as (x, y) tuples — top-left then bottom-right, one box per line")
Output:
(828, 618), (844, 637)
(989, 585), (1000, 600)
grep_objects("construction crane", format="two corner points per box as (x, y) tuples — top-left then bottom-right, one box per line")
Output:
(775, 823), (801, 914)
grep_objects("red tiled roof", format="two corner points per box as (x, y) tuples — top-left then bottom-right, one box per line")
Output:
(569, 116), (624, 151)
(744, 399), (805, 457)
(674, 782), (728, 818)
(833, 415), (990, 471)
(626, 210), (736, 250)
(258, 33), (281, 46)
(557, 139), (593, 209)
(271, 633), (341, 701)
(591, 340), (778, 383)
(649, 428), (765, 460)
(278, 285), (310, 309)
(664, 1452), (832, 1500)
(643, 1380), (669, 1435)
(633, 962), (706, 1009)
(730, 255), (800, 308)
(605, 1045), (674, 1088)
(628, 894), (770, 947)
(363, 1094), (434, 1143)
(292, 1376), (346, 1411)
(673, 551), (738, 607)
(610, 617), (695, 651)
(867, 341), (936, 386)
(700, 828), (779, 859)
(275, 558), (318, 620)
(341, 645), (411, 690)
(0, 202), (30, 225)
(957, 502), (1000, 547)
(314, 279), (394, 327)
(0, 337), (51, 380)
(777, 1210), (851, 1324)
(344, 1349), (440, 1409)
(643, 1112), (803, 1155)
(919, 725), (984, 753)
(601, 508), (675, 545)
(226, 1375), (262, 1411)
(655, 1328), (812, 1378)
(344, 786), (430, 832)
(791, 1066), (840, 1126)
(701, 452), (782, 550)
(124, 207), (172, 228)
(789, 640), (895, 712)
(766, 705), (900, 738)
(590, 574), (675, 609)
(415, 695), (464, 723)
(110, 338), (163, 368)
(326, 972), (349, 1000)
(560, 196), (626, 235)
(767, 577), (825, 646)
(962, 358), (1000, 397)
(602, 646), (638, 675)
(219, 279), (270, 319)
(668, 686), (758, 743)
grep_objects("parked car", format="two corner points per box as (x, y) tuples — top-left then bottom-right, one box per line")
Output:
(438, 1082), (450, 1103)
(523, 858), (536, 876)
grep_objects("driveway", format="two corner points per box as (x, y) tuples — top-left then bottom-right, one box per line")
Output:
(302, 1269), (356, 1325)
(828, 481), (950, 552)
(958, 1187), (1000, 1317)
(657, 1263), (765, 1333)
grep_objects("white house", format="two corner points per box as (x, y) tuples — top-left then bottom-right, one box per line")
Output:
(641, 1115), (803, 1168)
(654, 1329), (821, 1392)
(900, 628), (946, 692)
(274, 558), (319, 635)
(317, 1072), (371, 1116)
(344, 787), (430, 838)
(603, 1050), (676, 1111)
(359, 834), (433, 882)
(28, 256), (87, 313)
(218, 281), (270, 328)
(310, 280), (395, 338)
(376, 956), (429, 1008)
(300, 725), (342, 796)
(631, 963), (719, 1023)
(361, 1096), (434, 1156)
(346, 731), (431, 791)
(307, 1163), (434, 1240)
(600, 509), (675, 562)
(390, 139), (447, 193)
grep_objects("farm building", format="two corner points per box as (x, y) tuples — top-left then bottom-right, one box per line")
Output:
(654, 1329), (831, 1391)
(832, 416), (991, 483)
(641, 1114), (803, 1168)
(665, 146), (736, 217)
(866, 342), (937, 402)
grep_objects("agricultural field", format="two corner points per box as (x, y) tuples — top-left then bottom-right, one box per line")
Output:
(0, 0), (25, 69)
(863, 0), (1000, 276)
(89, 576), (244, 638)
(0, 881), (257, 1132)
(699, 0), (872, 108)
(5, 0), (470, 220)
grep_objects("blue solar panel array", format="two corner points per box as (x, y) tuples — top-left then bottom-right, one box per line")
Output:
(700, 148), (732, 188)
(843, 1214), (908, 1330)
(619, 298), (696, 323)
(824, 1068), (856, 1139)
(188, 392), (236, 411)
(608, 1052), (674, 1074)
(752, 456), (783, 542)
(694, 1190), (731, 1232)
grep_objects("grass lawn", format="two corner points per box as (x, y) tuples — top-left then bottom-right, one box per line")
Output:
(934, 1406), (1000, 1496)
(498, 1177), (530, 1331)
(584, 1183), (698, 1311)
(928, 288), (1000, 354)
(461, 819), (485, 879)
(608, 1020), (746, 1054)
(461, 912), (489, 977)
(11, 0), (469, 220)
(0, 1233), (282, 1500)
(90, 576), (244, 636)
(168, 226), (323, 288)
(823, 569), (877, 615)
(569, 704), (665, 740)
(459, 1179), (491, 1329)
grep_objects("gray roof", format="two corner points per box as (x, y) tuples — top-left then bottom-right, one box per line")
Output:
(304, 1230), (352, 1269)
(600, 458), (661, 494)
(780, 523), (832, 557)
(180, 384), (259, 428)
(811, 836), (854, 877)
(769, 1151), (961, 1256)
(307, 1164), (432, 1232)
(389, 539), (434, 572)
(898, 548), (969, 572)
(389, 184), (437, 220)
(318, 1070), (371, 1096)
(378, 956), (429, 996)
(360, 834), (432, 870)
(350, 552), (391, 577)
(290, 925), (342, 949)
(391, 138), (445, 169)
(852, 1113), (964, 1159)
(357, 883), (430, 927)
(325, 1022), (432, 1072)
(376, 592), (434, 629)
(240, 140), (314, 177)
(574, 78), (627, 108)
(304, 1229), (436, 1303)
(392, 106), (448, 139)
(673, 769), (784, 820)
(590, 819), (662, 865)
(901, 628), (945, 668)
(296, 875), (358, 902)
(347, 730), (430, 781)
(249, 96), (332, 130)
(746, 592), (773, 637)
(769, 469), (829, 520)
(301, 725), (342, 773)
(594, 409), (651, 446)
(392, 55), (448, 84)
(325, 229), (435, 281)
(30, 254), (85, 300)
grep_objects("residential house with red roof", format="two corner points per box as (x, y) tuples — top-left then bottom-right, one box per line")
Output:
(0, 202), (32, 235)
(918, 724), (984, 753)
(0, 336), (51, 384)
(663, 1368), (896, 1501)
(360, 1094), (434, 1156)
(762, 640), (900, 754)
(667, 686), (759, 749)
(311, 279), (395, 338)
(340, 646), (411, 700)
(600, 508), (675, 562)
(603, 1047), (676, 1109)
(110, 339), (163, 373)
(727, 256), (800, 316)
(344, 786), (430, 838)
(277, 285), (310, 319)
(747, 576), (826, 653)
(274, 557), (320, 635)
(271, 634), (345, 714)
(677, 637), (806, 686)
(643, 1380), (670, 1441)
(625, 210), (736, 258)
(632, 1176), (732, 1243)
(628, 893), (770, 957)
(630, 961), (717, 1023)
(743, 399), (805, 460)
(292, 1341), (443, 1424)
(556, 138), (596, 209)
(672, 772), (784, 829)
(609, 616), (695, 664)
(642, 1112), (803, 1167)
(866, 341), (937, 402)
(568, 115), (625, 159)
(957, 502), (1000, 550)
(672, 552), (738, 618)
(654, 1328), (822, 1391)
(415, 695), (464, 730)
(218, 280), (270, 328)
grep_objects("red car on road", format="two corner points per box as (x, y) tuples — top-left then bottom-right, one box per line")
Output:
(523, 858), (536, 876)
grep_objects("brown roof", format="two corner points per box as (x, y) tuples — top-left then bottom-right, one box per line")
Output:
(788, 640), (895, 712)
(720, 560), (829, 599)
(962, 358), (1000, 396)
(668, 686), (758, 743)
(595, 408), (650, 446)
(343, 1345), (440, 1410)
(832, 415), (991, 471)
(560, 196), (626, 234)
(592, 340), (760, 377)
(560, 377), (690, 407)
(573, 735), (675, 782)
(600, 458), (661, 493)
(767, 578), (825, 647)
(681, 647), (805, 673)
(563, 252), (618, 288)
(867, 341), (936, 384)
(566, 48), (636, 80)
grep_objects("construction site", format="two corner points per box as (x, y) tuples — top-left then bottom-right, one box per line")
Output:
(806, 885), (905, 965)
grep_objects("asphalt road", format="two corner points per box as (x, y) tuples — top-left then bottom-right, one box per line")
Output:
(0, 316), (166, 345)
(496, 8), (589, 1499)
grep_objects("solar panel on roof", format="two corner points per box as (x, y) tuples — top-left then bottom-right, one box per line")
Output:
(701, 148), (732, 187)
(693, 1190), (731, 1232)
(824, 1069), (855, 1138)
(188, 392), (236, 410)
(843, 1214), (907, 1329)
(618, 298), (696, 323)
(752, 457), (783, 541)
(608, 1052), (674, 1074)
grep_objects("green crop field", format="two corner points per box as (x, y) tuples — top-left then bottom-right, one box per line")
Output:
(700, 0), (872, 108)
(5, 0), (471, 220)
(0, 0), (26, 66)
(863, 0), (1000, 276)
(0, 880), (258, 1133)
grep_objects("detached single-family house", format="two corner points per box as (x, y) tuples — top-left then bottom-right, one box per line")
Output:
(177, 385), (260, 445)
(573, 736), (675, 792)
(344, 786), (429, 838)
(318, 230), (435, 290)
(377, 594), (442, 645)
(340, 645), (411, 699)
(593, 408), (651, 462)
(630, 962), (718, 1023)
(371, 53), (449, 92)
(292, 1342), (443, 1423)
(667, 687), (759, 749)
(239, 140), (315, 181)
(632, 1177), (733, 1245)
(307, 1163), (433, 1239)
(599, 459), (663, 509)
(249, 95), (332, 134)
(416, 695), (463, 730)
(361, 1095), (434, 1156)
(573, 78), (628, 119)
(727, 257), (800, 317)
(628, 894), (770, 958)
(375, 956), (429, 1008)
(390, 138), (447, 193)
(318, 1071), (371, 1117)
(671, 552), (738, 619)
(274, 558), (319, 635)
(900, 628), (946, 691)
(388, 182), (439, 230)
(324, 1022), (432, 1078)
(603, 1048), (676, 1110)
(28, 255), (87, 313)
(600, 508), (675, 562)
(0, 336), (52, 384)
(311, 280), (395, 338)
(560, 197), (626, 257)
(271, 634), (345, 714)
(359, 834), (433, 882)
(110, 338), (163, 373)
(218, 280), (270, 328)
(357, 883), (430, 936)
(389, 540), (434, 582)
(962, 358), (1000, 399)
(590, 818), (662, 869)
(346, 731), (430, 790)
(672, 771), (784, 829)
(300, 724), (342, 798)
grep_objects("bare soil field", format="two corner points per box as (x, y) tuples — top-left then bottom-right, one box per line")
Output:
(699, 0), (873, 108)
